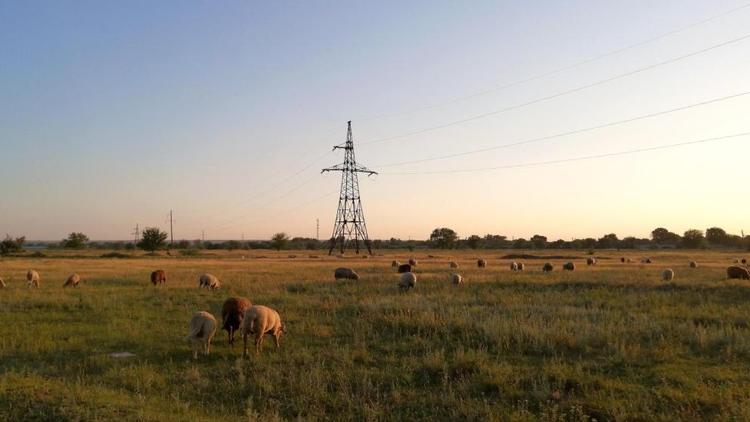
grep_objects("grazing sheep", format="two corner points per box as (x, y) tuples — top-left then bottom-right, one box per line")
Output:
(199, 273), (221, 290)
(150, 269), (166, 286)
(743, 258), (747, 264)
(587, 258), (596, 266)
(392, 260), (400, 267)
(477, 259), (487, 268)
(240, 305), (284, 357)
(451, 273), (463, 285)
(27, 270), (40, 288)
(0, 277), (5, 288)
(563, 262), (575, 271)
(727, 266), (750, 280)
(222, 297), (252, 346)
(542, 263), (554, 272)
(689, 261), (698, 268)
(662, 268), (675, 281)
(185, 311), (217, 359)
(399, 272), (417, 291)
(334, 267), (360, 281)
(408, 258), (418, 266)
(517, 263), (525, 271)
(397, 263), (412, 274)
(510, 262), (519, 271)
(620, 257), (626, 263)
(642, 258), (652, 264)
(63, 273), (80, 288)
(449, 261), (459, 269)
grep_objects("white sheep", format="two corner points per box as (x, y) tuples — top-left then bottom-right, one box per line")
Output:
(399, 272), (417, 291)
(27, 270), (40, 288)
(510, 262), (519, 271)
(662, 268), (675, 282)
(240, 305), (284, 357)
(185, 311), (217, 359)
(63, 273), (80, 288)
(199, 274), (221, 290)
(0, 277), (5, 288)
(451, 273), (463, 285)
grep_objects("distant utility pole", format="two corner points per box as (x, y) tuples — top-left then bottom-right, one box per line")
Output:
(316, 218), (320, 241)
(131, 224), (140, 244)
(201, 230), (205, 242)
(166, 210), (174, 247)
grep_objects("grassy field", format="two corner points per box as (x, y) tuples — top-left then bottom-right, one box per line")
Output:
(1, 248), (750, 421)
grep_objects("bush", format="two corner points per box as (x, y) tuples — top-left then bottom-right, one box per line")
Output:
(100, 252), (130, 259)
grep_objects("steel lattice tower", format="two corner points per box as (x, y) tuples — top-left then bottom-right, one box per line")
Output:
(321, 121), (377, 255)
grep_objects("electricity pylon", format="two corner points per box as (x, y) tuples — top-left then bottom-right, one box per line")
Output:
(321, 121), (377, 255)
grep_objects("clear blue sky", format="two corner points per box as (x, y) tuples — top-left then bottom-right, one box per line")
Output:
(1, 1), (749, 241)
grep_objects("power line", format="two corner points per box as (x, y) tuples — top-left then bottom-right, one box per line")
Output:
(356, 1), (750, 122)
(372, 90), (750, 168)
(380, 131), (750, 175)
(360, 32), (750, 146)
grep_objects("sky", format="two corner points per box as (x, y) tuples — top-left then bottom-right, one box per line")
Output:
(1, 0), (749, 241)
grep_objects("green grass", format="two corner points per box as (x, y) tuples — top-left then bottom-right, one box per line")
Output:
(1, 249), (750, 421)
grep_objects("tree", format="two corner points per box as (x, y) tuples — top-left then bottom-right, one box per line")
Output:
(651, 227), (681, 245)
(429, 227), (458, 249)
(466, 235), (482, 249)
(597, 233), (620, 249)
(271, 232), (290, 251)
(62, 232), (89, 249)
(706, 227), (727, 245)
(681, 229), (707, 249)
(138, 227), (168, 252)
(530, 234), (548, 249)
(0, 235), (25, 255)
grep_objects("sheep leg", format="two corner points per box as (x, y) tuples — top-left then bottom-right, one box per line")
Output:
(255, 335), (263, 354)
(228, 326), (234, 346)
(274, 334), (280, 349)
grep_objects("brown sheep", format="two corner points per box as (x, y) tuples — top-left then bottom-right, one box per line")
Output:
(743, 258), (747, 264)
(662, 268), (675, 281)
(186, 311), (217, 359)
(642, 258), (652, 264)
(689, 261), (698, 268)
(542, 263), (554, 272)
(563, 262), (575, 271)
(199, 273), (221, 290)
(451, 273), (463, 285)
(727, 266), (750, 280)
(27, 270), (40, 288)
(334, 267), (359, 280)
(399, 272), (417, 291)
(397, 263), (412, 273)
(391, 260), (400, 267)
(517, 262), (525, 271)
(477, 259), (487, 268)
(587, 258), (596, 266)
(63, 273), (80, 288)
(222, 297), (252, 346)
(620, 257), (626, 263)
(408, 258), (418, 266)
(150, 269), (166, 286)
(449, 261), (459, 269)
(240, 305), (284, 357)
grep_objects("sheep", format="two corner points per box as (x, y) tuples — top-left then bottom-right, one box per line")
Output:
(449, 261), (459, 269)
(451, 273), (463, 285)
(727, 266), (750, 280)
(185, 311), (217, 359)
(397, 263), (412, 274)
(642, 258), (652, 264)
(240, 305), (284, 357)
(150, 269), (166, 286)
(662, 268), (675, 281)
(735, 259), (742, 264)
(392, 260), (400, 267)
(408, 258), (418, 266)
(477, 259), (487, 268)
(0, 277), (5, 288)
(743, 258), (747, 264)
(517, 262), (525, 271)
(63, 273), (80, 288)
(399, 272), (417, 291)
(542, 263), (554, 272)
(199, 273), (220, 290)
(689, 261), (698, 268)
(587, 258), (596, 266)
(562, 262), (575, 271)
(27, 270), (40, 288)
(620, 257), (626, 263)
(334, 267), (359, 281)
(510, 262), (519, 271)
(222, 297), (252, 346)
